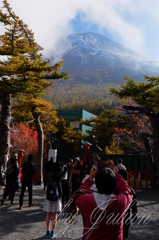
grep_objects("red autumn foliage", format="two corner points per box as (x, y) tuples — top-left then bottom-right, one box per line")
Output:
(10, 123), (38, 163)
(113, 99), (152, 154)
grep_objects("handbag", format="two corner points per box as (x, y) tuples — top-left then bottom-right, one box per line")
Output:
(46, 178), (59, 201)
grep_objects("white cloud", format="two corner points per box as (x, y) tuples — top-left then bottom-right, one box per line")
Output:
(0, 0), (159, 61)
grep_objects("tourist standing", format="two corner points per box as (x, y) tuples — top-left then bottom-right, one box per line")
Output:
(43, 162), (68, 238)
(115, 158), (127, 172)
(62, 158), (73, 207)
(114, 168), (137, 240)
(1, 158), (19, 205)
(70, 157), (80, 194)
(77, 159), (87, 185)
(43, 157), (54, 190)
(19, 154), (36, 209)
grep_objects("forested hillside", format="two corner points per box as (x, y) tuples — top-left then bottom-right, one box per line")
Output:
(45, 83), (120, 115)
(46, 32), (159, 115)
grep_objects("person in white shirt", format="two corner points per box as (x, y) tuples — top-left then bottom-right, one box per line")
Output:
(115, 158), (126, 172)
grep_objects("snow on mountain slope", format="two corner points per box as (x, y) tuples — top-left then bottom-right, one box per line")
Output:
(65, 32), (159, 67)
(53, 32), (159, 84)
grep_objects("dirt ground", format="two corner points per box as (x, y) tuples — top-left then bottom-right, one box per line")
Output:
(128, 188), (159, 240)
(0, 186), (159, 239)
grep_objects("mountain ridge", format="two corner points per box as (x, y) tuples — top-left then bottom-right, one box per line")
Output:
(52, 32), (159, 84)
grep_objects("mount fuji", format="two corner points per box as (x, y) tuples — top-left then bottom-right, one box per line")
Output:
(54, 32), (159, 84)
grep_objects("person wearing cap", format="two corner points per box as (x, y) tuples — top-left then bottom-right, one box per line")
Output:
(115, 158), (127, 173)
(1, 157), (19, 205)
(70, 157), (80, 195)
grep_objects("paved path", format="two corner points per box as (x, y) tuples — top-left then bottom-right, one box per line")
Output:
(0, 185), (159, 240)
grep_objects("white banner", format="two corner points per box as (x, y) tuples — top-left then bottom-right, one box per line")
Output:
(48, 149), (57, 162)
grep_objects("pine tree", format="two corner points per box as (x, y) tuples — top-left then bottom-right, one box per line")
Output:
(110, 74), (159, 188)
(80, 109), (121, 150)
(0, 0), (68, 184)
(62, 109), (121, 151)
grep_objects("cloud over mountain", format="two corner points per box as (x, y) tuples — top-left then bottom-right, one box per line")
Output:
(54, 32), (159, 84)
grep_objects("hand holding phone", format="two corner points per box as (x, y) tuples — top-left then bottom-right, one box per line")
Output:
(90, 166), (98, 179)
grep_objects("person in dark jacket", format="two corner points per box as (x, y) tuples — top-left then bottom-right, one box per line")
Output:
(78, 159), (87, 184)
(19, 154), (36, 209)
(1, 158), (19, 205)
(43, 157), (54, 190)
(87, 155), (96, 175)
(114, 166), (137, 240)
(43, 162), (68, 238)
(70, 157), (80, 194)
(62, 158), (73, 207)
(123, 187), (137, 240)
(6, 153), (19, 201)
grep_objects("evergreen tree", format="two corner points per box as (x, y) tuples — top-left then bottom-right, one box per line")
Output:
(62, 109), (121, 151)
(110, 74), (159, 188)
(0, 0), (68, 184)
(80, 109), (121, 150)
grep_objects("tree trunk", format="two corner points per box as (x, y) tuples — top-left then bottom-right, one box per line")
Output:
(32, 106), (43, 185)
(150, 114), (159, 188)
(0, 93), (11, 185)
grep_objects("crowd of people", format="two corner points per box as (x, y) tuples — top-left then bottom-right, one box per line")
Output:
(43, 156), (137, 239)
(1, 154), (137, 240)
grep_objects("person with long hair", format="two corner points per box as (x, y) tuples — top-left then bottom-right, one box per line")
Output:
(77, 159), (87, 185)
(43, 157), (54, 190)
(43, 162), (68, 238)
(70, 157), (80, 195)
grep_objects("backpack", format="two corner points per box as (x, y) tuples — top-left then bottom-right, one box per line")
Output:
(46, 179), (59, 201)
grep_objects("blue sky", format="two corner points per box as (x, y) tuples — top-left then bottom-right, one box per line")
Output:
(1, 0), (159, 62)
(70, 13), (112, 39)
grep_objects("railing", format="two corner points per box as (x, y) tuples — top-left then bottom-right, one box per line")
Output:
(127, 170), (150, 189)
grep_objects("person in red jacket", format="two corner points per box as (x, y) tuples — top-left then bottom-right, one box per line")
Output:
(75, 163), (133, 240)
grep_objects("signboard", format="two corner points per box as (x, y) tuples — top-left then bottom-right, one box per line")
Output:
(48, 149), (57, 162)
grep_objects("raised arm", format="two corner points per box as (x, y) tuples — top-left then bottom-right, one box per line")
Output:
(116, 173), (133, 207)
(75, 167), (98, 209)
